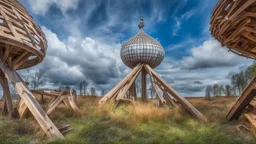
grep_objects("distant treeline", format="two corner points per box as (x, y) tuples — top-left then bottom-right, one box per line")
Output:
(205, 62), (256, 98)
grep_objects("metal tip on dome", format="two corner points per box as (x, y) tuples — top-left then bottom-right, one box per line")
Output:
(138, 17), (144, 29)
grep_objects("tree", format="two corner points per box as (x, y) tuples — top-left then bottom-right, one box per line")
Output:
(82, 80), (88, 96)
(219, 85), (224, 96)
(30, 69), (46, 89)
(65, 85), (70, 91)
(205, 85), (212, 100)
(224, 85), (231, 96)
(91, 87), (96, 96)
(101, 89), (105, 96)
(79, 82), (83, 95)
(149, 84), (156, 99)
(212, 83), (219, 96)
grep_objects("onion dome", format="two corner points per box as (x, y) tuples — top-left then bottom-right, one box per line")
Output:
(120, 18), (165, 69)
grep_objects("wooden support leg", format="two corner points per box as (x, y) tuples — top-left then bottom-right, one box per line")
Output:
(68, 90), (82, 117)
(144, 64), (207, 122)
(0, 70), (15, 117)
(2, 98), (7, 114)
(129, 82), (137, 101)
(141, 68), (147, 102)
(0, 61), (63, 139)
(99, 64), (142, 104)
(18, 98), (29, 119)
(46, 91), (65, 115)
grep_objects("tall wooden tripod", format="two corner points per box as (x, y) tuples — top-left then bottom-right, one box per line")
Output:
(99, 64), (207, 122)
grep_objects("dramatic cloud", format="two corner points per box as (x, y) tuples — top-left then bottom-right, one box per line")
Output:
(180, 39), (250, 69)
(27, 0), (80, 15)
(33, 27), (125, 90)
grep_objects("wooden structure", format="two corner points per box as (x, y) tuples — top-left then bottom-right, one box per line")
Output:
(210, 0), (256, 59)
(211, 0), (256, 135)
(31, 89), (82, 117)
(0, 0), (64, 139)
(99, 64), (208, 122)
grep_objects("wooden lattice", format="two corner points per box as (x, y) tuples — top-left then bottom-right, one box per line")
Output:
(0, 0), (47, 70)
(210, 0), (256, 59)
(0, 0), (64, 139)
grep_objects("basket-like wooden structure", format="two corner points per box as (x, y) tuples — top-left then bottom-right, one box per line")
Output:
(210, 0), (256, 59)
(0, 0), (46, 70)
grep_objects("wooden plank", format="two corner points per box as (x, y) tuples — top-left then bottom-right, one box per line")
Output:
(68, 90), (82, 117)
(116, 65), (143, 101)
(141, 68), (147, 102)
(99, 63), (142, 104)
(0, 70), (14, 117)
(0, 60), (63, 139)
(145, 68), (166, 105)
(144, 64), (208, 122)
(46, 91), (65, 115)
(227, 77), (256, 120)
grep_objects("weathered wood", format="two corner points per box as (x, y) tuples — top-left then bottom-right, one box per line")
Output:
(46, 91), (65, 115)
(68, 90), (82, 117)
(141, 68), (147, 102)
(210, 0), (256, 59)
(18, 98), (28, 119)
(244, 112), (256, 135)
(226, 77), (256, 120)
(0, 70), (14, 117)
(99, 64), (142, 104)
(0, 60), (63, 139)
(145, 68), (166, 105)
(116, 65), (143, 101)
(144, 64), (207, 122)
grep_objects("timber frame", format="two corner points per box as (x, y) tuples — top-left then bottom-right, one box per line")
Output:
(31, 89), (82, 117)
(210, 0), (256, 59)
(0, 0), (63, 139)
(99, 63), (208, 122)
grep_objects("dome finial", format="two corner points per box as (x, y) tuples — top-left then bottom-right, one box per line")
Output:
(138, 17), (144, 29)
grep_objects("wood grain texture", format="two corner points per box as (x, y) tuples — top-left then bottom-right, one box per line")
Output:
(210, 0), (256, 59)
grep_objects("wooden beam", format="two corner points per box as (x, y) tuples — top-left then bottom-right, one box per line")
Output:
(141, 68), (147, 102)
(146, 68), (166, 105)
(0, 70), (15, 117)
(116, 65), (143, 101)
(18, 98), (28, 119)
(144, 64), (207, 122)
(99, 63), (142, 104)
(68, 90), (82, 117)
(0, 60), (63, 139)
(227, 77), (256, 120)
(46, 91), (65, 115)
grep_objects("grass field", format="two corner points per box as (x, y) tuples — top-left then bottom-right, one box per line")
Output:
(0, 95), (256, 144)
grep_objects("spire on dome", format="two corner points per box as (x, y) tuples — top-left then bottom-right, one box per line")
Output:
(138, 17), (144, 29)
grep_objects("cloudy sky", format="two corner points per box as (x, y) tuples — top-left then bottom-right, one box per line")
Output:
(17, 0), (253, 97)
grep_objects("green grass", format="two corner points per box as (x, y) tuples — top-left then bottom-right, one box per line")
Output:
(0, 96), (256, 144)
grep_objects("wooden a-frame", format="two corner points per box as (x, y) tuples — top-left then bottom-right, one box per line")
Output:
(31, 89), (82, 117)
(99, 64), (208, 122)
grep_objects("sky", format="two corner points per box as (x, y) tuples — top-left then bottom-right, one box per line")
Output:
(15, 0), (253, 97)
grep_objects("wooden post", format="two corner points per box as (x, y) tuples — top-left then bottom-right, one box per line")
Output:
(46, 91), (65, 115)
(0, 70), (15, 117)
(144, 64), (207, 122)
(99, 64), (142, 104)
(141, 68), (147, 102)
(130, 82), (137, 100)
(0, 61), (64, 139)
(68, 90), (82, 117)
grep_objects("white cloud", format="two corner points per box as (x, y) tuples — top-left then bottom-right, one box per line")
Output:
(31, 27), (126, 90)
(180, 39), (252, 69)
(28, 0), (80, 15)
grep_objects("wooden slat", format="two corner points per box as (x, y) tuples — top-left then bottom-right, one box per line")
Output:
(226, 77), (256, 120)
(99, 63), (142, 104)
(0, 59), (63, 139)
(144, 64), (207, 122)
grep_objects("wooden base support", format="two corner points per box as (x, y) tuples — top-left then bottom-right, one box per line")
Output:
(99, 64), (207, 122)
(0, 60), (64, 139)
(226, 77), (256, 120)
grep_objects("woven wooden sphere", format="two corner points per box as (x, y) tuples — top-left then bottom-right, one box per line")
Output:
(0, 0), (47, 70)
(210, 0), (256, 59)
